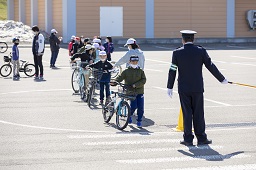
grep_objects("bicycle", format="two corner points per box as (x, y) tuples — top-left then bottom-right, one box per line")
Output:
(86, 68), (103, 108)
(102, 82), (136, 130)
(0, 53), (35, 77)
(0, 42), (8, 53)
(71, 61), (90, 101)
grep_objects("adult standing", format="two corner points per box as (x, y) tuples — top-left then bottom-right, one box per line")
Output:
(49, 29), (62, 68)
(115, 38), (145, 70)
(167, 30), (228, 146)
(32, 25), (45, 79)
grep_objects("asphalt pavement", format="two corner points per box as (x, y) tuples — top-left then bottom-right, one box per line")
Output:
(0, 43), (255, 170)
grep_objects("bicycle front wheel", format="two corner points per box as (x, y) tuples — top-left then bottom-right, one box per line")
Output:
(24, 64), (35, 77)
(71, 68), (79, 93)
(0, 42), (8, 53)
(102, 102), (114, 123)
(0, 64), (12, 77)
(116, 101), (131, 130)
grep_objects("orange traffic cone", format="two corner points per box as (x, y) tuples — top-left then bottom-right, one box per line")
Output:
(174, 108), (184, 132)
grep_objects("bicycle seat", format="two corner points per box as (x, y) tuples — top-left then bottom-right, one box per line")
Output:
(20, 60), (26, 63)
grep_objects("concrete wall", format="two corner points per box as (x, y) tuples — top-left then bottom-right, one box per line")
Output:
(76, 0), (145, 38)
(52, 0), (63, 37)
(37, 0), (45, 31)
(25, 0), (31, 26)
(155, 0), (226, 38)
(14, 0), (19, 21)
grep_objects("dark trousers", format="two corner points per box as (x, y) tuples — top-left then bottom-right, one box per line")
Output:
(50, 50), (59, 66)
(33, 54), (44, 76)
(179, 92), (207, 143)
(107, 53), (111, 61)
(130, 94), (144, 122)
(100, 82), (110, 100)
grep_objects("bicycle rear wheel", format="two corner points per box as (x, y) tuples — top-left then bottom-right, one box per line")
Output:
(0, 64), (12, 77)
(87, 83), (95, 107)
(102, 102), (114, 123)
(110, 61), (122, 79)
(24, 64), (35, 77)
(71, 68), (79, 93)
(0, 42), (8, 53)
(116, 101), (131, 130)
(79, 74), (88, 101)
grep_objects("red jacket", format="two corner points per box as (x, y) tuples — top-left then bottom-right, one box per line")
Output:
(68, 41), (73, 56)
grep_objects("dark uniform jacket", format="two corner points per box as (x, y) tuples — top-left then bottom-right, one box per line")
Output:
(88, 60), (113, 82)
(167, 43), (225, 93)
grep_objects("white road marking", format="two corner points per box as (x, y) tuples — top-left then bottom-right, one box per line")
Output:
(146, 59), (170, 64)
(212, 60), (256, 67)
(83, 139), (179, 146)
(68, 133), (175, 139)
(154, 46), (172, 50)
(152, 86), (232, 106)
(116, 153), (250, 164)
(229, 56), (256, 60)
(164, 164), (256, 170)
(227, 45), (250, 49)
(0, 89), (72, 95)
(104, 145), (223, 154)
(144, 68), (163, 72)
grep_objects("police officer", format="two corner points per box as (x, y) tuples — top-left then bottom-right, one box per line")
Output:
(167, 30), (228, 146)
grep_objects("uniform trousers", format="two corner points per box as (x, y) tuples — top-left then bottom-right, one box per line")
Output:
(179, 92), (207, 143)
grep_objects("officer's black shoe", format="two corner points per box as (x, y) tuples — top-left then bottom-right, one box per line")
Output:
(180, 140), (193, 146)
(197, 139), (212, 145)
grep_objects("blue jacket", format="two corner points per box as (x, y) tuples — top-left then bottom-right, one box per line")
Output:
(12, 45), (19, 60)
(89, 60), (113, 82)
(103, 42), (114, 54)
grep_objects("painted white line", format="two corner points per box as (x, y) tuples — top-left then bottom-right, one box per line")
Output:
(164, 164), (256, 170)
(227, 45), (249, 49)
(144, 68), (163, 72)
(154, 46), (172, 50)
(104, 145), (223, 154)
(0, 120), (108, 133)
(212, 60), (256, 67)
(231, 62), (256, 67)
(117, 153), (250, 164)
(0, 89), (72, 95)
(68, 133), (175, 139)
(152, 86), (232, 106)
(83, 139), (179, 146)
(204, 98), (232, 106)
(229, 56), (256, 60)
(146, 59), (170, 64)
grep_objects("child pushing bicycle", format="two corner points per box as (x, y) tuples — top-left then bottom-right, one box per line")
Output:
(87, 51), (113, 105)
(112, 55), (146, 127)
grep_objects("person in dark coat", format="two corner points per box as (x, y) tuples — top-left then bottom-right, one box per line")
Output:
(49, 29), (62, 68)
(167, 30), (228, 146)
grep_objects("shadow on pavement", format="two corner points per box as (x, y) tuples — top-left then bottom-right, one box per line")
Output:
(178, 145), (244, 161)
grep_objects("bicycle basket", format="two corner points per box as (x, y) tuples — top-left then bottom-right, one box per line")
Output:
(118, 85), (137, 100)
(92, 69), (103, 80)
(4, 56), (11, 62)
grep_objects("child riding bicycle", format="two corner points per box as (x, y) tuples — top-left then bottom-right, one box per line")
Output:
(112, 55), (146, 127)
